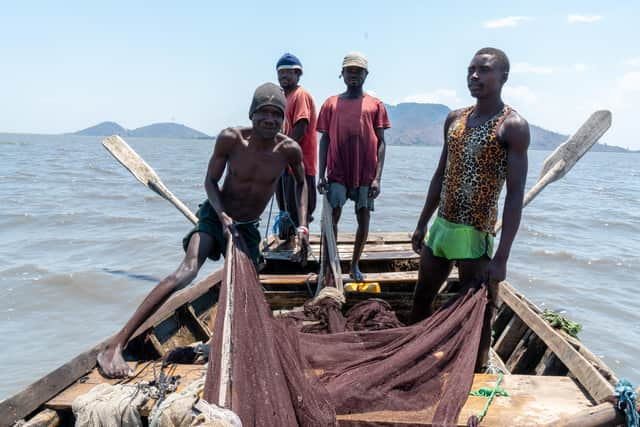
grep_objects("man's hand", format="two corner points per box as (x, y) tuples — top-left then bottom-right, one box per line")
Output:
(369, 179), (381, 199)
(317, 177), (328, 195)
(483, 257), (507, 304)
(411, 226), (426, 254)
(296, 226), (309, 266)
(220, 212), (235, 239)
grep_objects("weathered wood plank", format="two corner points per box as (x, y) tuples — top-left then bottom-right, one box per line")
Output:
(499, 282), (614, 402)
(336, 374), (592, 426)
(535, 349), (569, 376)
(543, 387), (639, 427)
(494, 316), (529, 361)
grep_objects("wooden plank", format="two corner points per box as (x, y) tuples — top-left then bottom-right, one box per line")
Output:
(336, 374), (593, 426)
(261, 271), (417, 285)
(492, 305), (514, 340)
(535, 349), (569, 376)
(494, 316), (529, 361)
(499, 282), (614, 402)
(543, 387), (639, 427)
(0, 269), (222, 426)
(506, 333), (547, 375)
(308, 231), (411, 245)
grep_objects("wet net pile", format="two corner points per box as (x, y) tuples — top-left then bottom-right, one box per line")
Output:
(203, 239), (488, 426)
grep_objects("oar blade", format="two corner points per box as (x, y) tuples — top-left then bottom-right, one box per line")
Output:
(539, 110), (612, 181)
(102, 135), (161, 189)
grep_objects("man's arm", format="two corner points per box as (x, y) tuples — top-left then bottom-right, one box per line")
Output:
(317, 132), (330, 194)
(411, 111), (459, 253)
(289, 119), (309, 143)
(284, 139), (309, 262)
(204, 128), (236, 234)
(485, 113), (530, 284)
(369, 128), (386, 198)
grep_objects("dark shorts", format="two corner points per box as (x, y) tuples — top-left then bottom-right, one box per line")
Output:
(182, 201), (262, 266)
(327, 182), (374, 212)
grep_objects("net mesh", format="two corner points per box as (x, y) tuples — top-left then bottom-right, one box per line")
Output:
(203, 237), (487, 426)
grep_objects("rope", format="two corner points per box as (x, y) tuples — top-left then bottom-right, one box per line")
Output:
(542, 309), (582, 338)
(263, 196), (275, 245)
(468, 373), (508, 423)
(614, 379), (639, 427)
(311, 286), (346, 306)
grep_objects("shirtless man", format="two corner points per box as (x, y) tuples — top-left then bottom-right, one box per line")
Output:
(97, 83), (309, 377)
(410, 48), (530, 369)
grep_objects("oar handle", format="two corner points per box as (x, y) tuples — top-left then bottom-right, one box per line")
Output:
(148, 181), (198, 225)
(494, 160), (565, 234)
(218, 235), (234, 408)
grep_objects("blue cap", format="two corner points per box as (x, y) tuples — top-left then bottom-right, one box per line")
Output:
(276, 53), (303, 73)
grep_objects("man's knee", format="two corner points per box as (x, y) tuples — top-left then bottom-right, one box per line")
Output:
(170, 258), (199, 290)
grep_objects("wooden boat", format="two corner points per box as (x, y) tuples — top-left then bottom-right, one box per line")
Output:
(1, 232), (630, 427)
(5, 111), (630, 426)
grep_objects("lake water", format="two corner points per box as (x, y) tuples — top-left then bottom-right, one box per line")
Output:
(1, 133), (639, 400)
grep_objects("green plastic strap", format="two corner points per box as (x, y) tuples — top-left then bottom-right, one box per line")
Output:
(469, 373), (509, 422)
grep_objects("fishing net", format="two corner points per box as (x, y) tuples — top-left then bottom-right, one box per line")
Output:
(202, 237), (488, 427)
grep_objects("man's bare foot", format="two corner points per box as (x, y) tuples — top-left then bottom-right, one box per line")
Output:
(350, 264), (364, 282)
(97, 342), (132, 378)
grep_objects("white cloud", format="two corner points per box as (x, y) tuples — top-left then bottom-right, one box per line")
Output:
(573, 63), (587, 72)
(512, 62), (553, 74)
(403, 89), (461, 106)
(568, 14), (603, 24)
(618, 72), (640, 91)
(624, 57), (640, 67)
(504, 85), (537, 104)
(483, 16), (532, 29)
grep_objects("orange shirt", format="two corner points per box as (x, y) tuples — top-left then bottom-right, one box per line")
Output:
(283, 86), (318, 176)
(317, 94), (391, 188)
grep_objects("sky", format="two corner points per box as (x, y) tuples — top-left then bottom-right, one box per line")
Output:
(1, 1), (638, 149)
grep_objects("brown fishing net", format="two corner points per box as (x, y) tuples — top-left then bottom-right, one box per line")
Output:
(203, 238), (488, 426)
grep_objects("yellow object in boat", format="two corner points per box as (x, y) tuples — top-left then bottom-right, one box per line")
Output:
(344, 282), (381, 293)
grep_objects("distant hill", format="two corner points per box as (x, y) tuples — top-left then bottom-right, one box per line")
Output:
(385, 103), (624, 152)
(74, 122), (212, 139)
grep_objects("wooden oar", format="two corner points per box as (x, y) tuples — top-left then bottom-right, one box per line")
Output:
(495, 110), (612, 233)
(102, 135), (198, 225)
(218, 235), (234, 408)
(316, 194), (344, 295)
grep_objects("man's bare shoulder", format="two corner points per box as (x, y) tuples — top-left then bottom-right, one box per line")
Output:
(500, 110), (530, 150)
(214, 127), (249, 150)
(276, 133), (303, 159)
(444, 108), (468, 131)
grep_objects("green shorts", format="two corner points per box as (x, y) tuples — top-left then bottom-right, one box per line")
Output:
(182, 201), (263, 266)
(425, 216), (493, 260)
(327, 182), (374, 212)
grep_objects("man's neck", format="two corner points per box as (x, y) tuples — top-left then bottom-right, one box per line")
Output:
(343, 86), (364, 99)
(248, 130), (275, 148)
(283, 84), (299, 96)
(474, 93), (504, 118)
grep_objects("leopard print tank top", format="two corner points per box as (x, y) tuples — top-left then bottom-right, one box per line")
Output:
(438, 105), (512, 234)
